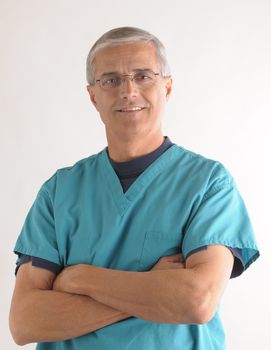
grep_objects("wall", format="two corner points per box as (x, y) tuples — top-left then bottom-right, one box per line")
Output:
(1, 0), (270, 348)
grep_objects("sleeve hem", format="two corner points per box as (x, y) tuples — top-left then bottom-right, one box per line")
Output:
(182, 240), (260, 271)
(14, 243), (61, 266)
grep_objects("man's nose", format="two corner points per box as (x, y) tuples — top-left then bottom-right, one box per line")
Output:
(119, 78), (138, 99)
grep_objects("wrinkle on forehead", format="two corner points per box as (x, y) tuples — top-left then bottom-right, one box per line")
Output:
(93, 42), (160, 77)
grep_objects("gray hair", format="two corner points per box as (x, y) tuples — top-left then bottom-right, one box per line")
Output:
(86, 26), (171, 85)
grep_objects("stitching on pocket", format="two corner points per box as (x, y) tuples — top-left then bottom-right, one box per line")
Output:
(139, 231), (181, 269)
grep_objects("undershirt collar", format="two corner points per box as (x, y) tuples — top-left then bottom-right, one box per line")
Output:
(108, 136), (174, 178)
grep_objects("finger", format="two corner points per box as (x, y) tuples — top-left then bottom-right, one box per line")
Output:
(164, 254), (183, 262)
(171, 256), (185, 264)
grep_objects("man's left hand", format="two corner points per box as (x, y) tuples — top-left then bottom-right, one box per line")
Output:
(53, 264), (95, 294)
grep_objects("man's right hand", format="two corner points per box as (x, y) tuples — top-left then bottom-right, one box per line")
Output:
(151, 253), (185, 271)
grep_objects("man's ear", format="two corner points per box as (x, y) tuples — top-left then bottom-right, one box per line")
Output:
(164, 77), (173, 101)
(86, 85), (99, 111)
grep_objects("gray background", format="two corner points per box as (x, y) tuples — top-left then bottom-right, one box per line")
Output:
(1, 0), (270, 348)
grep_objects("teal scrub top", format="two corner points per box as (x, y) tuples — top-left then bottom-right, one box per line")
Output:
(14, 144), (259, 350)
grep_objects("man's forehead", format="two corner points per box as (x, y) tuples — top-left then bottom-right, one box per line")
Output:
(94, 42), (159, 75)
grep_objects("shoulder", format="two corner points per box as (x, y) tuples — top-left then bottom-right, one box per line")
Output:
(173, 144), (234, 188)
(38, 149), (105, 199)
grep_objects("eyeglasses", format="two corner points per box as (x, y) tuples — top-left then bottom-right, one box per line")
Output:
(94, 70), (160, 90)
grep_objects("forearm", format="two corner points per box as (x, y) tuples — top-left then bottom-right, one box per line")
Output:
(64, 266), (200, 324)
(10, 288), (131, 345)
(73, 246), (233, 325)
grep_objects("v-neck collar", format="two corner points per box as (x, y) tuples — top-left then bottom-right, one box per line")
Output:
(99, 144), (181, 216)
(108, 136), (174, 178)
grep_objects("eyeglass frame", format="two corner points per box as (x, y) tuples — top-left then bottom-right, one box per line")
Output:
(93, 69), (161, 90)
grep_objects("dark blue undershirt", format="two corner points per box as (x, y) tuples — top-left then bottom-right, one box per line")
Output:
(108, 136), (174, 193)
(15, 136), (244, 278)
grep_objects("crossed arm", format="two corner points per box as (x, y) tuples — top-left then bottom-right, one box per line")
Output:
(9, 245), (234, 345)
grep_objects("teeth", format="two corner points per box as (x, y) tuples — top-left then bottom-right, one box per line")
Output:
(119, 107), (143, 112)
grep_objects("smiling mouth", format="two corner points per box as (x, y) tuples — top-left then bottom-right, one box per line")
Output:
(116, 107), (146, 112)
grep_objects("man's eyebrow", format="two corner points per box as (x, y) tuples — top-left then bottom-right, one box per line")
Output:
(100, 68), (155, 76)
(132, 68), (154, 72)
(100, 71), (118, 76)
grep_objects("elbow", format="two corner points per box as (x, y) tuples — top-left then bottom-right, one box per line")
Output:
(9, 323), (28, 346)
(192, 304), (215, 325)
(9, 310), (31, 346)
(173, 288), (216, 325)
(12, 336), (28, 347)
(189, 289), (216, 325)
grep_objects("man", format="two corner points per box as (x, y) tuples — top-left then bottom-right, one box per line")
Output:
(10, 27), (259, 349)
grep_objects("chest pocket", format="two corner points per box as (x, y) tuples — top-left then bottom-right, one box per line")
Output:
(138, 231), (182, 271)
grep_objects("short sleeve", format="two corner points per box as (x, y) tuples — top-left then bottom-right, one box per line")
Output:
(182, 165), (259, 272)
(14, 185), (61, 266)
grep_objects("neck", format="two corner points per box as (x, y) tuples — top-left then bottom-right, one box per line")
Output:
(106, 131), (164, 162)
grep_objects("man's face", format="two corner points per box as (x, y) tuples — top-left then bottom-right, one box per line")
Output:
(87, 42), (172, 142)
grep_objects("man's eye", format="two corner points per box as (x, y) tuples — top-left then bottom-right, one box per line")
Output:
(100, 75), (120, 86)
(104, 77), (118, 85)
(135, 74), (150, 80)
(134, 73), (153, 82)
